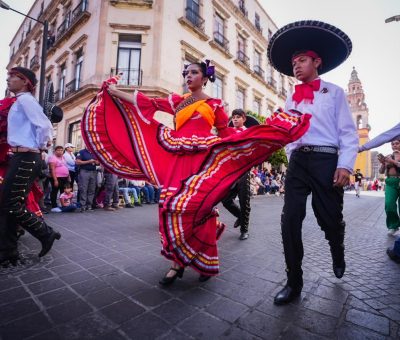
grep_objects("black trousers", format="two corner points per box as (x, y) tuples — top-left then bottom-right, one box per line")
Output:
(222, 172), (251, 233)
(281, 151), (345, 289)
(0, 152), (54, 252)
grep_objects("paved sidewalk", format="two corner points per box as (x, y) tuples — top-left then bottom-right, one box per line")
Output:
(0, 194), (399, 339)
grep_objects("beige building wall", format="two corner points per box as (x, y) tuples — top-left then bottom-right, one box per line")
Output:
(8, 0), (294, 149)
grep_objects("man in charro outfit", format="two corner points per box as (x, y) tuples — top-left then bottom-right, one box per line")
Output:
(222, 109), (251, 240)
(0, 67), (61, 264)
(267, 21), (359, 305)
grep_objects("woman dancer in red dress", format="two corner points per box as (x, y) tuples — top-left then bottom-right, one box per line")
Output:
(82, 60), (311, 284)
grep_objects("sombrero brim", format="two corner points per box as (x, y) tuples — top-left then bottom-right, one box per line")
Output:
(228, 115), (260, 128)
(267, 20), (352, 76)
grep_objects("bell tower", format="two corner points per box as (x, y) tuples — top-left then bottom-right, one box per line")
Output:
(347, 67), (372, 178)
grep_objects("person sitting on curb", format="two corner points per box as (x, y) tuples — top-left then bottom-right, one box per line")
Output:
(59, 183), (77, 212)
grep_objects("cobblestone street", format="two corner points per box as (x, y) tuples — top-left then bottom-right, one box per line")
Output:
(1, 193), (399, 339)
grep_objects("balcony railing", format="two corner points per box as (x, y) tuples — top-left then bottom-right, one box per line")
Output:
(254, 65), (264, 78)
(238, 3), (248, 17)
(55, 0), (90, 43)
(184, 7), (205, 31)
(237, 50), (250, 67)
(65, 79), (81, 98)
(111, 68), (142, 86)
(255, 22), (263, 34)
(267, 77), (277, 89)
(213, 31), (229, 51)
(30, 55), (40, 70)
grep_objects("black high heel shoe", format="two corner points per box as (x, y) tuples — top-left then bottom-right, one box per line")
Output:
(199, 274), (212, 282)
(159, 267), (184, 286)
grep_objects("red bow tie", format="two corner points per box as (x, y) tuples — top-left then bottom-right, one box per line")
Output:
(292, 79), (321, 105)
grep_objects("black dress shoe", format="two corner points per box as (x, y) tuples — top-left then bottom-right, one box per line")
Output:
(0, 249), (19, 266)
(333, 261), (346, 278)
(199, 274), (212, 282)
(387, 248), (400, 263)
(274, 285), (301, 305)
(239, 232), (249, 240)
(39, 231), (61, 257)
(159, 267), (184, 286)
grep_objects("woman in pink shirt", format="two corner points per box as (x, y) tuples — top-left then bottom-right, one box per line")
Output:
(48, 145), (70, 208)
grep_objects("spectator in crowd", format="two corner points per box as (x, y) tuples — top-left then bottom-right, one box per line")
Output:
(378, 139), (400, 236)
(118, 178), (141, 207)
(249, 173), (259, 196)
(103, 169), (120, 211)
(132, 180), (152, 204)
(145, 182), (160, 203)
(48, 145), (70, 209)
(63, 143), (76, 188)
(59, 183), (77, 212)
(76, 147), (98, 212)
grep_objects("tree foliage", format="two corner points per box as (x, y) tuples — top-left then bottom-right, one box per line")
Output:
(268, 148), (288, 168)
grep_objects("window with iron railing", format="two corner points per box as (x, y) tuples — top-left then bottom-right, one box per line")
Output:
(213, 75), (223, 99)
(213, 32), (229, 50)
(74, 48), (83, 91)
(185, 7), (205, 31)
(30, 55), (40, 69)
(214, 13), (227, 48)
(237, 50), (249, 66)
(236, 87), (245, 109)
(254, 65), (264, 78)
(58, 64), (66, 100)
(255, 13), (262, 33)
(238, 0), (248, 17)
(56, 0), (89, 41)
(116, 34), (142, 86)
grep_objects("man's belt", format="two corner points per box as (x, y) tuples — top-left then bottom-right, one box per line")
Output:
(296, 145), (338, 154)
(11, 146), (41, 154)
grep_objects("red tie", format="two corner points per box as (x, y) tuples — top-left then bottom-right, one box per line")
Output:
(292, 79), (321, 105)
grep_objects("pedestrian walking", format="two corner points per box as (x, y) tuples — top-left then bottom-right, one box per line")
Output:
(267, 21), (359, 305)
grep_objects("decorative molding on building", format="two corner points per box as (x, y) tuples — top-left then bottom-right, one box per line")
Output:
(180, 40), (206, 61)
(234, 76), (250, 89)
(178, 17), (210, 41)
(55, 51), (70, 64)
(109, 23), (151, 31)
(110, 0), (153, 9)
(212, 0), (231, 19)
(69, 34), (88, 52)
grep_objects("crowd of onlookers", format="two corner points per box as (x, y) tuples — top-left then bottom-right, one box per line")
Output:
(38, 143), (160, 214)
(249, 167), (285, 197)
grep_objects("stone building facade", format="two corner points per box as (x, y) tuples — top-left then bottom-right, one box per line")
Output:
(346, 67), (372, 178)
(7, 0), (294, 149)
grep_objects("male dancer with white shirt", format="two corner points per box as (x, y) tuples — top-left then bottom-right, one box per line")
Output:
(0, 67), (61, 264)
(267, 21), (359, 305)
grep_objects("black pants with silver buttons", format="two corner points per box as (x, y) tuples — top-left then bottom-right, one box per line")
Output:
(280, 151), (345, 289)
(0, 152), (54, 251)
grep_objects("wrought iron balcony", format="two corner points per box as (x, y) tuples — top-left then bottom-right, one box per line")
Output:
(213, 31), (229, 51)
(238, 2), (248, 17)
(111, 68), (142, 86)
(267, 77), (277, 89)
(255, 22), (263, 34)
(254, 65), (264, 78)
(65, 79), (81, 98)
(30, 55), (40, 70)
(184, 7), (205, 31)
(55, 0), (90, 43)
(237, 50), (250, 67)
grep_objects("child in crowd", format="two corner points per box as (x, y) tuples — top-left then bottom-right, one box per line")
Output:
(59, 183), (77, 212)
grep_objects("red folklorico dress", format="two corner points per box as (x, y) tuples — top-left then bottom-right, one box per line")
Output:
(82, 77), (311, 276)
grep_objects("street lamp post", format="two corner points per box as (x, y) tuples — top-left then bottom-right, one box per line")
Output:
(0, 0), (48, 106)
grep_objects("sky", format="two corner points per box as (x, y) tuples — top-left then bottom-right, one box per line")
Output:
(0, 0), (399, 154)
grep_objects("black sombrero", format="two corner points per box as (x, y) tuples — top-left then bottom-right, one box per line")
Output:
(267, 20), (352, 76)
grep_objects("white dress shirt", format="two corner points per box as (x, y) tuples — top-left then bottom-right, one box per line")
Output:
(7, 92), (53, 149)
(285, 79), (359, 172)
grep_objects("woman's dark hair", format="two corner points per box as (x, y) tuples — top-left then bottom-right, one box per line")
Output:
(182, 60), (216, 85)
(54, 145), (64, 151)
(64, 183), (72, 189)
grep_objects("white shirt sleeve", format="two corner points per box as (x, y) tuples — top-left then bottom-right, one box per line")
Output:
(359, 122), (400, 151)
(335, 88), (359, 172)
(19, 94), (53, 149)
